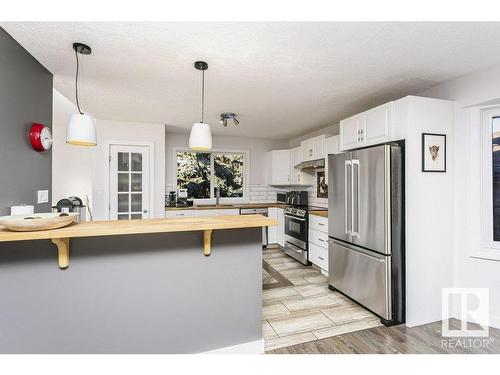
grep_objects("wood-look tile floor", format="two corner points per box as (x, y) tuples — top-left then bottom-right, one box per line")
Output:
(268, 319), (500, 354)
(262, 246), (381, 352)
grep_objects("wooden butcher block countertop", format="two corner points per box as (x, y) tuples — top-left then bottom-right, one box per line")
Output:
(0, 215), (277, 243)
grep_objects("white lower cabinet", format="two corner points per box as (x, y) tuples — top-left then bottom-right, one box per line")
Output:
(268, 207), (278, 244)
(277, 208), (285, 247)
(165, 209), (194, 218)
(308, 214), (329, 273)
(309, 242), (328, 271)
(194, 209), (240, 217)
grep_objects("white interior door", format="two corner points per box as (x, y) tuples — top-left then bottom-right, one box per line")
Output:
(109, 145), (151, 220)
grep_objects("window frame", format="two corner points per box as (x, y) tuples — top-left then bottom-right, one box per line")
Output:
(480, 107), (500, 255)
(173, 147), (250, 203)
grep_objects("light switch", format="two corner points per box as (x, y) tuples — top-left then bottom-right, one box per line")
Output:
(37, 190), (49, 204)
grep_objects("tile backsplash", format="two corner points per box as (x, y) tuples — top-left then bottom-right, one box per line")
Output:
(165, 170), (328, 208)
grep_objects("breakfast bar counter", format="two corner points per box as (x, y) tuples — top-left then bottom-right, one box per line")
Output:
(0, 215), (275, 353)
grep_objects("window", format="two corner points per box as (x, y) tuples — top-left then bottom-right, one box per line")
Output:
(481, 107), (500, 256)
(176, 150), (247, 200)
(493, 116), (500, 241)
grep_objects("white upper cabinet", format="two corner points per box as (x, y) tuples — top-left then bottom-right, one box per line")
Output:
(301, 138), (314, 161)
(340, 115), (363, 150)
(312, 135), (325, 159)
(326, 135), (340, 155)
(364, 102), (391, 145)
(267, 149), (290, 185)
(301, 135), (326, 161)
(340, 102), (393, 151)
(289, 146), (302, 185)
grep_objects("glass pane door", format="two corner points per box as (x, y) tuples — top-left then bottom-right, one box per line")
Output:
(110, 145), (150, 220)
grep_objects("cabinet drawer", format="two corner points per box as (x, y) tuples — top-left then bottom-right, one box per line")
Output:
(195, 209), (240, 217)
(309, 228), (329, 249)
(165, 210), (194, 218)
(309, 242), (328, 270)
(309, 214), (328, 233)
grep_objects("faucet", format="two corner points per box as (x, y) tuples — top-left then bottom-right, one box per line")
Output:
(215, 187), (220, 206)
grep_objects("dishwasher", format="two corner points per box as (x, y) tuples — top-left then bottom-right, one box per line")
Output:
(239, 207), (268, 247)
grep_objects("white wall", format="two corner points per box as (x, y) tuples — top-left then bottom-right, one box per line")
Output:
(393, 96), (455, 327)
(53, 90), (165, 221)
(52, 89), (93, 211)
(92, 120), (165, 220)
(420, 63), (500, 328)
(165, 131), (289, 189)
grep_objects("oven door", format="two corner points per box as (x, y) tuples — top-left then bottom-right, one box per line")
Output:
(284, 214), (307, 248)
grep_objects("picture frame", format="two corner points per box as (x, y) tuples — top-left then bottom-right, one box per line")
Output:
(317, 171), (328, 198)
(422, 133), (446, 172)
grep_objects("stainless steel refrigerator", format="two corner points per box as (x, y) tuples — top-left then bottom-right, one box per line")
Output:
(328, 142), (405, 325)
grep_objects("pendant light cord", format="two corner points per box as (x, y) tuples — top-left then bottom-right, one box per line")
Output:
(201, 69), (205, 123)
(75, 49), (83, 115)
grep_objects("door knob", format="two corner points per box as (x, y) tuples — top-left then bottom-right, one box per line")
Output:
(143, 209), (148, 213)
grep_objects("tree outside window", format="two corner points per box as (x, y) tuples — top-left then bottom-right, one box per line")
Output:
(176, 151), (245, 199)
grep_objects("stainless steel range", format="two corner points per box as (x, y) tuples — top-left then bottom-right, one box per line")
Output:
(283, 191), (310, 265)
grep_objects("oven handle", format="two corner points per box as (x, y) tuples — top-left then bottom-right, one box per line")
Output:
(284, 214), (306, 222)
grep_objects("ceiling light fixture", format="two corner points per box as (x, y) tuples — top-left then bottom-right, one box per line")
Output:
(189, 61), (212, 151)
(66, 42), (97, 146)
(219, 112), (239, 127)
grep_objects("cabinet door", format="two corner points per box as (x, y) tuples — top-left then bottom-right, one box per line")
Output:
(363, 103), (391, 145)
(289, 147), (301, 185)
(312, 135), (325, 160)
(326, 135), (340, 155)
(340, 115), (362, 150)
(269, 150), (290, 185)
(277, 208), (285, 247)
(301, 139), (314, 162)
(268, 207), (278, 244)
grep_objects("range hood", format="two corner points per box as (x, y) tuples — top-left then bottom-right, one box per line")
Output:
(294, 158), (325, 170)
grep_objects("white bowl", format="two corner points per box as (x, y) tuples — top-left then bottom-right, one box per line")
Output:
(0, 212), (79, 232)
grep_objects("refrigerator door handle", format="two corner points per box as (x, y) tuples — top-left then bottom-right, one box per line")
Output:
(344, 160), (352, 235)
(351, 159), (360, 238)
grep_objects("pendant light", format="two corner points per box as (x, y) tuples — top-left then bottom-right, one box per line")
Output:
(189, 61), (212, 151)
(66, 42), (97, 146)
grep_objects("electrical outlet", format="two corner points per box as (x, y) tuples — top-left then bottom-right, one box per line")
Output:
(37, 190), (49, 204)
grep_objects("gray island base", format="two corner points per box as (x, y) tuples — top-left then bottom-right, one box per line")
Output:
(0, 228), (263, 353)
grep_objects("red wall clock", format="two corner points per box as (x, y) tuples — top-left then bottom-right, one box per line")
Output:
(29, 123), (52, 152)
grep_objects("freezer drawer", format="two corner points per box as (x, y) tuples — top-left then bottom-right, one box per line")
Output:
(328, 239), (391, 320)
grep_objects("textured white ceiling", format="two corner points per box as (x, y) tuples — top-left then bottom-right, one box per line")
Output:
(3, 22), (500, 139)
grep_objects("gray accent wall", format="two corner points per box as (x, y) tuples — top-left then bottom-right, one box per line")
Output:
(0, 229), (262, 353)
(0, 28), (53, 216)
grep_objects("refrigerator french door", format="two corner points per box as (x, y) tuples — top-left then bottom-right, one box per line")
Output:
(328, 143), (404, 325)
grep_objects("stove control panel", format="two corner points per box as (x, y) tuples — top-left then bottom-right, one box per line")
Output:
(284, 206), (307, 217)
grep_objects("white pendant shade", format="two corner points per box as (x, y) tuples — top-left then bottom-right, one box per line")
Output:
(66, 113), (97, 146)
(189, 122), (212, 151)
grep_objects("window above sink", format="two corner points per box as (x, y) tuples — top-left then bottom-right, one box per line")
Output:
(174, 148), (249, 203)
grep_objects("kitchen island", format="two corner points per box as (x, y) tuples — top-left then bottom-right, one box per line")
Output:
(0, 215), (276, 353)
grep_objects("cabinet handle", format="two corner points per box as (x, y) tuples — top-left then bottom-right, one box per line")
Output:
(318, 238), (325, 242)
(318, 256), (325, 261)
(318, 222), (324, 226)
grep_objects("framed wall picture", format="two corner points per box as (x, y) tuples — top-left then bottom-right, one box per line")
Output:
(317, 171), (328, 198)
(422, 133), (446, 172)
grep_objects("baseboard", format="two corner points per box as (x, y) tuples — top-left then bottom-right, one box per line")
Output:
(202, 338), (265, 354)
